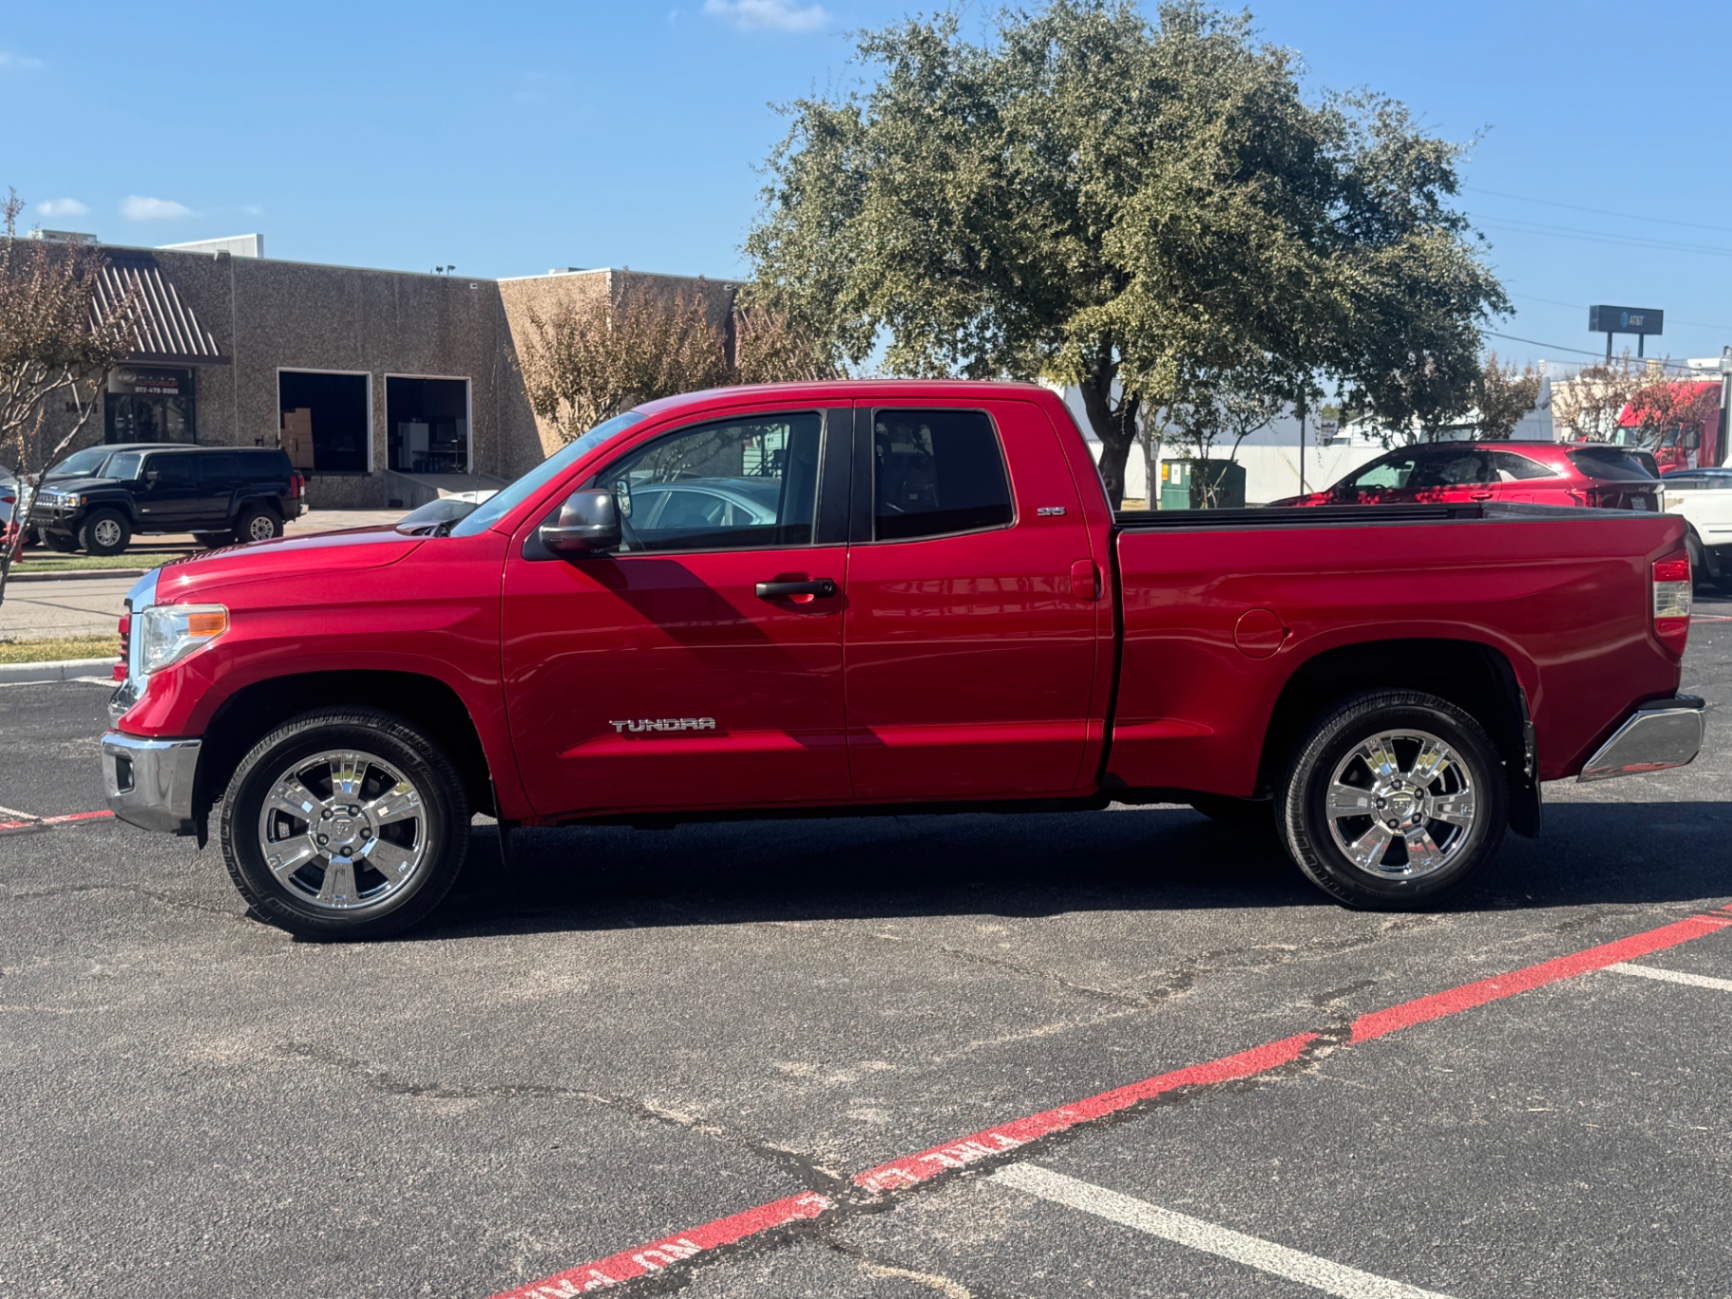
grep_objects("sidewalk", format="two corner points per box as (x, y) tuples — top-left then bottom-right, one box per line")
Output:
(0, 509), (406, 641)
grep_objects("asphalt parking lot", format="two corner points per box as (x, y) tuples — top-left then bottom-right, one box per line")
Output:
(2, 593), (1729, 1299)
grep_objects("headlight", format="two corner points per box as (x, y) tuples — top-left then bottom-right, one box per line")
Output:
(136, 603), (228, 674)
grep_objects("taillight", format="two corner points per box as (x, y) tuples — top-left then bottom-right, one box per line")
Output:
(290, 472), (304, 499)
(115, 611), (131, 682)
(1652, 550), (1692, 655)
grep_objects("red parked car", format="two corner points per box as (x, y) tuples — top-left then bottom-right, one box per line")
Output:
(100, 382), (1703, 939)
(1270, 441), (1662, 511)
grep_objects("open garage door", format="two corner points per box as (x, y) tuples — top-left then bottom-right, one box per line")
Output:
(279, 370), (370, 473)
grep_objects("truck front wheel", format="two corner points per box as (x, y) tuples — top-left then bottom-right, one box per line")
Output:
(218, 708), (470, 940)
(1277, 690), (1507, 909)
(79, 509), (131, 556)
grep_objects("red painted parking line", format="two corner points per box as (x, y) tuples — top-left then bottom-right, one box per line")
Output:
(1351, 913), (1732, 1042)
(489, 1193), (833, 1298)
(1694, 615), (1732, 622)
(473, 905), (1732, 1297)
(41, 810), (114, 825)
(852, 1032), (1318, 1195)
(0, 808), (113, 835)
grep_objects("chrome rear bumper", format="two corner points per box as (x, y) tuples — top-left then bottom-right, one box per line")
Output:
(101, 730), (202, 833)
(1577, 695), (1706, 783)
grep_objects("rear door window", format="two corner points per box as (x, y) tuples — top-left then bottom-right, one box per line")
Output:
(871, 409), (1013, 541)
(147, 455), (197, 487)
(1408, 450), (1492, 489)
(1487, 451), (1557, 481)
(1568, 447), (1659, 481)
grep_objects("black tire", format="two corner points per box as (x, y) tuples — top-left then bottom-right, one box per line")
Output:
(235, 504), (283, 543)
(78, 508), (131, 556)
(41, 529), (78, 553)
(192, 530), (234, 549)
(1276, 689), (1507, 910)
(219, 708), (470, 940)
(1187, 793), (1275, 836)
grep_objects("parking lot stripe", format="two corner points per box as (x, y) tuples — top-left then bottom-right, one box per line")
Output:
(1606, 961), (1732, 993)
(1350, 913), (1731, 1043)
(488, 1193), (834, 1299)
(484, 908), (1732, 1298)
(994, 1163), (1456, 1299)
(852, 1032), (1319, 1195)
(0, 807), (114, 835)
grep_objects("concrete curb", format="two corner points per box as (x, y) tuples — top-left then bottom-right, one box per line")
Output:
(8, 568), (151, 584)
(0, 658), (115, 685)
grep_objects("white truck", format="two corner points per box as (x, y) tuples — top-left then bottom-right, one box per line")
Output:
(1663, 467), (1732, 590)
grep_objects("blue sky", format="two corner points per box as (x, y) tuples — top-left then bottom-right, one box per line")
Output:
(5, 0), (1730, 367)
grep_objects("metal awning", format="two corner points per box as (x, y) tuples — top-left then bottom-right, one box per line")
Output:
(91, 250), (226, 366)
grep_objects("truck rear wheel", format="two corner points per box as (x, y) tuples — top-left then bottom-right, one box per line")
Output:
(1276, 690), (1506, 909)
(218, 708), (470, 940)
(235, 505), (283, 543)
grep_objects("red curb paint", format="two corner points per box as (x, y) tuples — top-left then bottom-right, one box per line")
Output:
(483, 907), (1732, 1298)
(488, 1193), (833, 1298)
(852, 1031), (1319, 1195)
(1350, 913), (1732, 1044)
(0, 808), (115, 835)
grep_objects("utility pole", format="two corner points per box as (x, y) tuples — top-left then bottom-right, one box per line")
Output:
(1720, 346), (1732, 468)
(1296, 389), (1308, 495)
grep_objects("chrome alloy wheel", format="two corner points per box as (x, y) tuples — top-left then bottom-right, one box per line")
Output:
(256, 750), (429, 911)
(91, 517), (124, 548)
(1324, 729), (1477, 879)
(245, 513), (276, 541)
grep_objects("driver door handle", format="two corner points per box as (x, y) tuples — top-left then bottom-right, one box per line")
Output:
(755, 577), (838, 601)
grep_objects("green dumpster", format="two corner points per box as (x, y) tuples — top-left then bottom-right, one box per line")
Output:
(1158, 458), (1246, 510)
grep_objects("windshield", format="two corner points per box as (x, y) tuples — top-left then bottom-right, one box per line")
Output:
(53, 447), (113, 477)
(448, 411), (646, 537)
(103, 452), (144, 481)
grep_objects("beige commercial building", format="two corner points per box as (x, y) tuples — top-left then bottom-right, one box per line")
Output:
(52, 235), (736, 507)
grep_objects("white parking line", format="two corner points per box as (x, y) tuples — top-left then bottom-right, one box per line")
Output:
(993, 1164), (1456, 1299)
(1606, 961), (1732, 994)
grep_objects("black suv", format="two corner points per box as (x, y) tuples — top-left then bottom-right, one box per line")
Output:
(37, 446), (305, 556)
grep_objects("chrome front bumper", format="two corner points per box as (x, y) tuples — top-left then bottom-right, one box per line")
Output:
(1577, 695), (1706, 783)
(101, 730), (202, 833)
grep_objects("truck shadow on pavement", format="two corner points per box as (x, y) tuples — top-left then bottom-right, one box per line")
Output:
(416, 799), (1732, 939)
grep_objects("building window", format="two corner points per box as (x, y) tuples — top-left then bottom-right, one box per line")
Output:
(387, 376), (470, 473)
(105, 366), (196, 444)
(279, 370), (370, 474)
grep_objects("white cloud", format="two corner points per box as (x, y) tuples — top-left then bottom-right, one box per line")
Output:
(37, 198), (88, 219)
(702, 0), (830, 33)
(0, 51), (44, 72)
(121, 195), (193, 221)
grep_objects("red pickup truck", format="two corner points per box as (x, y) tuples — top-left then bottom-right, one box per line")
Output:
(102, 381), (1706, 939)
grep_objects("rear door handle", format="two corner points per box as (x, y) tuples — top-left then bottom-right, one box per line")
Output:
(755, 577), (838, 600)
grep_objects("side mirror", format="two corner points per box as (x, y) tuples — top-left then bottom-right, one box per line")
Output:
(539, 488), (621, 555)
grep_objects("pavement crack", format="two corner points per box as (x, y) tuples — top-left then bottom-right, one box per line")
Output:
(276, 1041), (847, 1194)
(825, 1236), (1025, 1299)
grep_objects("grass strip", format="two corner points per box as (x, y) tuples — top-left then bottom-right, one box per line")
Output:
(0, 634), (118, 665)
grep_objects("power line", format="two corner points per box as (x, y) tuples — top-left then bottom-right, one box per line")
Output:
(1483, 330), (1705, 371)
(1506, 291), (1732, 334)
(1465, 186), (1732, 238)
(1479, 217), (1732, 259)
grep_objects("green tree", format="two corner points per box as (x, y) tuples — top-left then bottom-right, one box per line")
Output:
(745, 0), (1507, 504)
(1469, 351), (1542, 441)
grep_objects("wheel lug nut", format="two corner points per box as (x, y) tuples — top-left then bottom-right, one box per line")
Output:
(317, 834), (329, 845)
